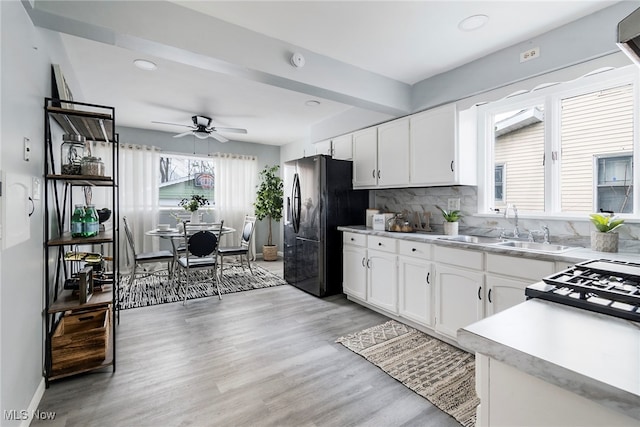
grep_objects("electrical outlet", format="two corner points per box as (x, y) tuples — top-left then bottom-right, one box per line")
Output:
(448, 198), (460, 211)
(520, 46), (540, 63)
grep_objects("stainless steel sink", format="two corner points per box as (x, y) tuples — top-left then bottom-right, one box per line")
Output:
(437, 235), (502, 244)
(491, 240), (576, 253)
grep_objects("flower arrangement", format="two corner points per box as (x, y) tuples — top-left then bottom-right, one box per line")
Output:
(435, 205), (462, 222)
(179, 194), (209, 212)
(589, 212), (624, 233)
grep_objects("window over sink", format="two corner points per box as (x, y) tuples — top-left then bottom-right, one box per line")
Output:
(478, 65), (638, 217)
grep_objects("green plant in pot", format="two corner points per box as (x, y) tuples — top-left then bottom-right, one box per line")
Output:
(254, 165), (283, 261)
(589, 212), (624, 253)
(179, 194), (209, 223)
(436, 205), (462, 236)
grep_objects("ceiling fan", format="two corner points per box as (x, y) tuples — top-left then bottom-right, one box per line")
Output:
(152, 115), (247, 143)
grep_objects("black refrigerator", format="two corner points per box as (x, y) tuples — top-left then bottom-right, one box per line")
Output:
(284, 155), (369, 297)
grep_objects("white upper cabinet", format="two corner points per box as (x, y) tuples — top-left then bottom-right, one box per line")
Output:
(332, 134), (353, 160)
(352, 118), (410, 188)
(409, 103), (477, 186)
(377, 118), (410, 187)
(352, 127), (378, 187)
(313, 139), (332, 156)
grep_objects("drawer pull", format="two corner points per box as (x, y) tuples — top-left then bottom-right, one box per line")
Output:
(378, 242), (382, 246)
(350, 237), (355, 241)
(412, 248), (417, 252)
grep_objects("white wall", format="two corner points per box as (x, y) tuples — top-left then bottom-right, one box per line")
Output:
(0, 2), (69, 423)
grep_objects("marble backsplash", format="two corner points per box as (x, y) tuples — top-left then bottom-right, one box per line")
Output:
(374, 186), (640, 253)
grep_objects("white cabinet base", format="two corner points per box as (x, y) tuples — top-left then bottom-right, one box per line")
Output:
(476, 355), (640, 427)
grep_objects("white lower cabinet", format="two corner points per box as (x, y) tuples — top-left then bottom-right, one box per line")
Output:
(485, 253), (556, 317)
(435, 263), (484, 339)
(398, 256), (433, 327)
(343, 244), (367, 300)
(366, 236), (398, 313)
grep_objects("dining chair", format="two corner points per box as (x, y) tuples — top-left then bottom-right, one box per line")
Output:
(218, 215), (256, 277)
(175, 220), (224, 304)
(122, 216), (175, 287)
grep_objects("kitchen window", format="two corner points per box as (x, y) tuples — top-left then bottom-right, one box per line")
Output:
(158, 153), (215, 207)
(478, 66), (638, 217)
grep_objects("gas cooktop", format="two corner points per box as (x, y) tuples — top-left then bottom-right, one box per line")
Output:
(526, 259), (640, 322)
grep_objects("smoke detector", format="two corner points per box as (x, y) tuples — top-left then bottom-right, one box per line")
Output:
(290, 52), (305, 68)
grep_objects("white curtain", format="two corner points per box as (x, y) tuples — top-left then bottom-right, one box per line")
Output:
(93, 142), (161, 271)
(212, 153), (257, 255)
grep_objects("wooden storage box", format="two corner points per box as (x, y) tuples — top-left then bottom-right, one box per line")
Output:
(51, 307), (109, 375)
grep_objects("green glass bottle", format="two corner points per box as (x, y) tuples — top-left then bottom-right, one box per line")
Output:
(83, 204), (99, 237)
(71, 205), (85, 238)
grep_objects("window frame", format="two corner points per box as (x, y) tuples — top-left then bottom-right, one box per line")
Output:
(477, 65), (640, 219)
(158, 151), (216, 210)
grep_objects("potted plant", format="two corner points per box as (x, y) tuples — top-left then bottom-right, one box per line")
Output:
(436, 205), (462, 236)
(254, 165), (283, 261)
(589, 212), (624, 252)
(179, 194), (209, 224)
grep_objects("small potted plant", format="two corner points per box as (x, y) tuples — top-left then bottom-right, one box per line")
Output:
(436, 205), (462, 236)
(589, 212), (624, 252)
(179, 194), (209, 224)
(254, 165), (283, 261)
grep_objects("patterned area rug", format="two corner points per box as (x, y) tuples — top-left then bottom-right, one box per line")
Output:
(119, 264), (286, 309)
(336, 320), (479, 427)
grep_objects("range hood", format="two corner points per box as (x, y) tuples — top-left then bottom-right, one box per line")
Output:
(617, 7), (640, 65)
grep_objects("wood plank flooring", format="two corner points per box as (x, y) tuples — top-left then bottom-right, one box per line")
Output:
(34, 279), (461, 427)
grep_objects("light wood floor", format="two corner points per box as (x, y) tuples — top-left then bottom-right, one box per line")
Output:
(34, 265), (461, 427)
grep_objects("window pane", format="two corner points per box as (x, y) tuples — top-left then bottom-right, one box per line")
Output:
(560, 84), (634, 213)
(495, 164), (504, 202)
(493, 105), (545, 211)
(596, 155), (633, 213)
(159, 155), (215, 207)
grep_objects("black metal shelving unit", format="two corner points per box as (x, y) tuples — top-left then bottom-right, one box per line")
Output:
(43, 98), (119, 385)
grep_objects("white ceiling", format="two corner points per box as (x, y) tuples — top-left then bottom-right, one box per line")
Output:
(48, 1), (620, 146)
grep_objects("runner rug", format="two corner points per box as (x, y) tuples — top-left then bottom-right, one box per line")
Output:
(336, 320), (479, 427)
(119, 264), (286, 309)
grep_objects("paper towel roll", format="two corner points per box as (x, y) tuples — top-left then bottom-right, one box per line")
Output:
(366, 209), (380, 228)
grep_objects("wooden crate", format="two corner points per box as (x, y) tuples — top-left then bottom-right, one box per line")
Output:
(51, 307), (109, 376)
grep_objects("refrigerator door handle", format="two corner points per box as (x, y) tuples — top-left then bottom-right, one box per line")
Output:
(292, 173), (301, 233)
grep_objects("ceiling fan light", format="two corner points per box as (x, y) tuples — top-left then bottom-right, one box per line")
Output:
(194, 130), (209, 139)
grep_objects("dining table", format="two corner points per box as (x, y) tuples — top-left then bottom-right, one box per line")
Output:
(146, 224), (236, 256)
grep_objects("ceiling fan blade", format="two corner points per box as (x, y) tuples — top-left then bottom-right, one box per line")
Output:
(213, 127), (247, 134)
(208, 132), (229, 143)
(151, 120), (193, 128)
(173, 131), (193, 138)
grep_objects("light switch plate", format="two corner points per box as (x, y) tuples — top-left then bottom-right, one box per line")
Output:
(448, 198), (460, 211)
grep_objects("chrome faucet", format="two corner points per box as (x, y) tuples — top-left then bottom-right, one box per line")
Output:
(541, 225), (550, 244)
(504, 204), (519, 238)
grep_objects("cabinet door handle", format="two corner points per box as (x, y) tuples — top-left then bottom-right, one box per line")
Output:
(488, 288), (492, 303)
(366, 259), (371, 269)
(426, 272), (430, 284)
(377, 170), (381, 179)
(361, 257), (366, 267)
(478, 286), (482, 300)
(372, 169), (376, 178)
(450, 160), (454, 172)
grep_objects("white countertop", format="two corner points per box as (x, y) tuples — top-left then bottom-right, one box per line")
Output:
(458, 298), (640, 421)
(338, 225), (640, 264)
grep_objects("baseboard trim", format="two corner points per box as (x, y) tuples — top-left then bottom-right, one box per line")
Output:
(19, 377), (46, 427)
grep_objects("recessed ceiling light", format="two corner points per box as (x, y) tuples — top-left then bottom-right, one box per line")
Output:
(458, 14), (489, 32)
(305, 100), (321, 107)
(133, 59), (157, 71)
